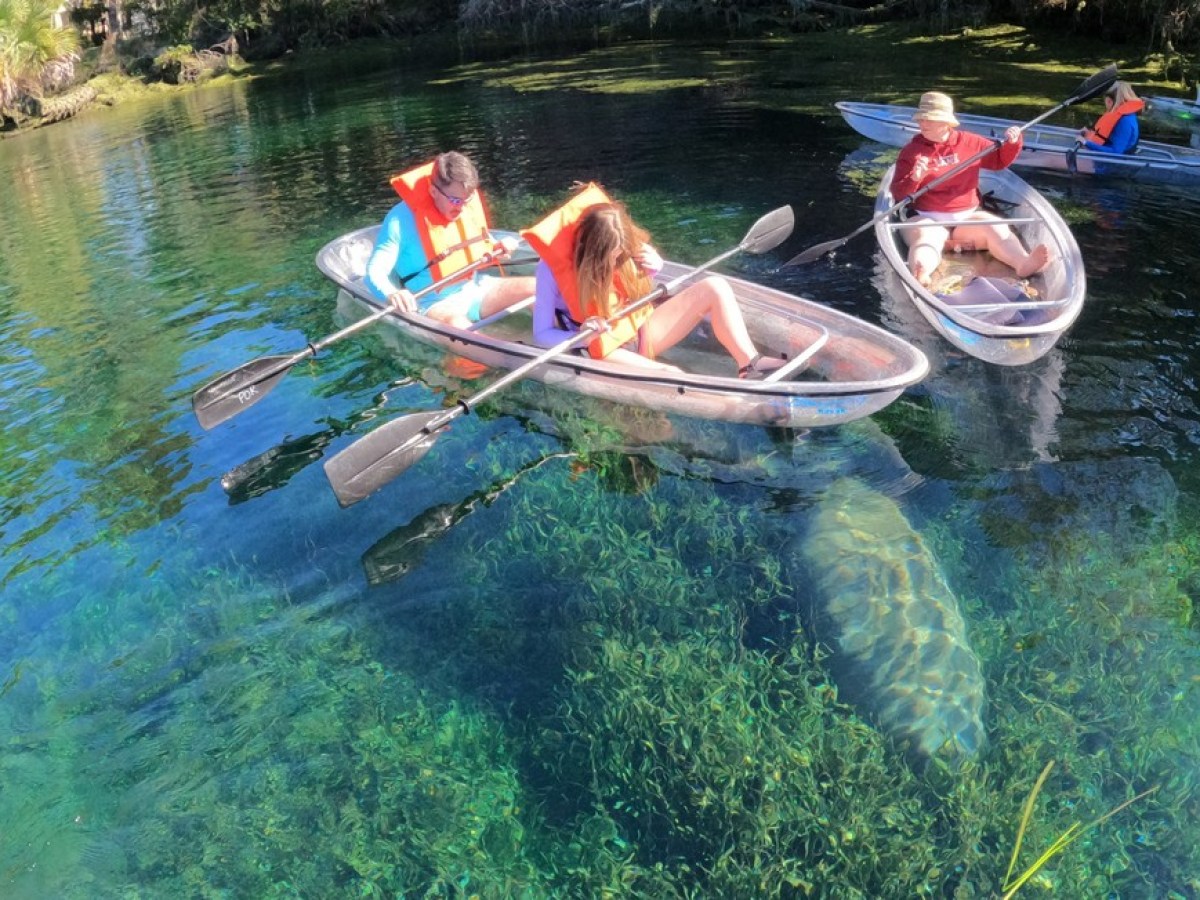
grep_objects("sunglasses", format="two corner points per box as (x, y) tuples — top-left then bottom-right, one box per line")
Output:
(432, 181), (471, 208)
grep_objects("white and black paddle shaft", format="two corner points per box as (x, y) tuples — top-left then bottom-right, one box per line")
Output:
(784, 64), (1118, 267)
(191, 239), (516, 430)
(323, 205), (795, 507)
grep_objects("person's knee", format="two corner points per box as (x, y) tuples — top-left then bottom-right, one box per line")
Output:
(484, 277), (533, 309)
(909, 241), (942, 261)
(700, 276), (736, 307)
(426, 302), (459, 324)
(911, 223), (947, 240)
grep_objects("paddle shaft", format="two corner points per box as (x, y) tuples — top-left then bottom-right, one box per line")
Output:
(192, 241), (511, 427)
(828, 124), (1039, 254)
(904, 66), (1118, 212)
(300, 245), (510, 356)
(400, 251), (748, 436)
(309, 245), (539, 353)
(284, 245), (502, 369)
(786, 65), (1117, 266)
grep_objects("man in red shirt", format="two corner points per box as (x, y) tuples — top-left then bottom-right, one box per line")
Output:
(893, 92), (1053, 287)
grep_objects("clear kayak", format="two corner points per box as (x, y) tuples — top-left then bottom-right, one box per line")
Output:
(316, 227), (930, 429)
(874, 166), (1086, 366)
(838, 100), (1200, 184)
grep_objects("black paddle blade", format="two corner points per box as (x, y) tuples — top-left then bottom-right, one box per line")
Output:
(742, 206), (795, 254)
(1069, 64), (1118, 106)
(323, 409), (453, 507)
(783, 237), (846, 268)
(192, 354), (297, 430)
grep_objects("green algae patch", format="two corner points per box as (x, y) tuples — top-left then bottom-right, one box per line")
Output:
(430, 44), (751, 94)
(0, 554), (554, 898)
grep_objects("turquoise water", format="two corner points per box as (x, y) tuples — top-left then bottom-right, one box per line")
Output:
(2, 40), (1199, 897)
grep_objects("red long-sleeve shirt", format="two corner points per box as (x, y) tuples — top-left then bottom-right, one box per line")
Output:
(891, 129), (1023, 213)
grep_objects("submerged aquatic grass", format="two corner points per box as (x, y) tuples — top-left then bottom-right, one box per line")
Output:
(9, 393), (1197, 897)
(1000, 760), (1158, 899)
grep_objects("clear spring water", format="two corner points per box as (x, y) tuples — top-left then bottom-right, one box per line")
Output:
(2, 37), (1199, 896)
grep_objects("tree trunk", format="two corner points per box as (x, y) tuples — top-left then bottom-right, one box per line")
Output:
(106, 0), (124, 42)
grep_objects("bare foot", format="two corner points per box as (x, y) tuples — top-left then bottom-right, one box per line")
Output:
(738, 354), (787, 380)
(911, 261), (935, 288)
(755, 355), (788, 373)
(1015, 244), (1054, 278)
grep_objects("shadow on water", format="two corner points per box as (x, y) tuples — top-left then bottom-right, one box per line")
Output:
(219, 377), (417, 504)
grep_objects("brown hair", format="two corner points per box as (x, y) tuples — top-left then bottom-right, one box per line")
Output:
(433, 151), (479, 192)
(574, 201), (652, 318)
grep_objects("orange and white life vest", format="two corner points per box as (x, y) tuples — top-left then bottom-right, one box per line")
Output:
(389, 162), (492, 287)
(1091, 98), (1145, 144)
(521, 183), (653, 359)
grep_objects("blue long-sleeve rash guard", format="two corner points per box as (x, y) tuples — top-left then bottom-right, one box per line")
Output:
(364, 203), (472, 309)
(1085, 114), (1139, 155)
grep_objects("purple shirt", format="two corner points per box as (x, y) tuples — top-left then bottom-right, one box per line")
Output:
(531, 252), (664, 349)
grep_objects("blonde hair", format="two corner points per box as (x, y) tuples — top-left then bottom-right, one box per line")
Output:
(574, 202), (652, 318)
(1106, 80), (1140, 107)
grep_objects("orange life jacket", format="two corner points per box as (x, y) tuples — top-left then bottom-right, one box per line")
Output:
(521, 184), (654, 360)
(389, 162), (492, 288)
(1092, 98), (1145, 143)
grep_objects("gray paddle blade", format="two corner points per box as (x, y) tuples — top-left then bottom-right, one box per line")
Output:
(783, 237), (845, 267)
(742, 206), (795, 254)
(323, 409), (453, 507)
(192, 354), (296, 430)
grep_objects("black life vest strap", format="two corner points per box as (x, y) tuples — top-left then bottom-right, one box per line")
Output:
(398, 233), (490, 286)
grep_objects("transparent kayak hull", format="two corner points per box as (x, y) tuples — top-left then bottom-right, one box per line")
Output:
(316, 227), (930, 429)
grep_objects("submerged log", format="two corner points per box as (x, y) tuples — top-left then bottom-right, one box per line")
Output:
(37, 85), (99, 124)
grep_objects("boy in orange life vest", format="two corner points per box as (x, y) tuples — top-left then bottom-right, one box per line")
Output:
(364, 151), (533, 329)
(522, 184), (784, 379)
(1080, 81), (1143, 155)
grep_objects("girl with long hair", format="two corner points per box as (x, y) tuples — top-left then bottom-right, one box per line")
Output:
(528, 190), (784, 378)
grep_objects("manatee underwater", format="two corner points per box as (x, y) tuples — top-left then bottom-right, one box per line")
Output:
(796, 476), (987, 763)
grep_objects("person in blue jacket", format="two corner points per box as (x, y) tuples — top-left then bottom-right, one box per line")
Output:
(1080, 81), (1144, 155)
(364, 151), (533, 328)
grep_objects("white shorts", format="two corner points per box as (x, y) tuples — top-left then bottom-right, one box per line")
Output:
(911, 207), (986, 225)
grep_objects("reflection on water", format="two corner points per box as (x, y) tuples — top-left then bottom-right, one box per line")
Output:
(875, 252), (1067, 469)
(3, 39), (1200, 897)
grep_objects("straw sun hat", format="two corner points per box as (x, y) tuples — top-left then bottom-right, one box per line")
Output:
(913, 91), (960, 126)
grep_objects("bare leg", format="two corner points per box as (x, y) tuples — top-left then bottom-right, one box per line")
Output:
(603, 347), (681, 372)
(479, 276), (536, 318)
(641, 275), (774, 370)
(904, 222), (949, 287)
(426, 276), (536, 328)
(953, 219), (1054, 278)
(424, 304), (472, 329)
